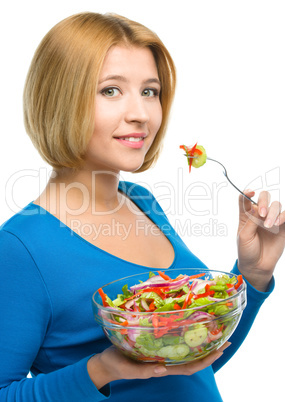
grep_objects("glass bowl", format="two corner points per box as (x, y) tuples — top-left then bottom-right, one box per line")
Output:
(92, 268), (247, 365)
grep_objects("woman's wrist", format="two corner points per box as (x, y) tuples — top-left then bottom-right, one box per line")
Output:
(237, 264), (273, 292)
(87, 353), (116, 390)
(245, 275), (272, 292)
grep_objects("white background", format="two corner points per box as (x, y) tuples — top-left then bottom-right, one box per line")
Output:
(1, 1), (284, 401)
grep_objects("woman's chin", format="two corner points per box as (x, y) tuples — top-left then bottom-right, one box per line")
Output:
(119, 158), (146, 173)
(121, 164), (143, 174)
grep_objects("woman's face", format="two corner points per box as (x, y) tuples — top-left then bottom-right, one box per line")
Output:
(84, 45), (162, 173)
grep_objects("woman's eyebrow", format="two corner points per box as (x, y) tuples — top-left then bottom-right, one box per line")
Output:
(98, 75), (127, 84)
(98, 75), (161, 86)
(144, 78), (161, 87)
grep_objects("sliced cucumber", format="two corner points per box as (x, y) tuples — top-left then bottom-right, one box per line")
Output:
(192, 145), (207, 169)
(157, 344), (190, 360)
(184, 326), (208, 347)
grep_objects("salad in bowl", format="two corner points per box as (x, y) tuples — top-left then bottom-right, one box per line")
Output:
(92, 268), (247, 365)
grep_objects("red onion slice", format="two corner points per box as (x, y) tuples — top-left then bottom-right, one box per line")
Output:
(130, 275), (190, 293)
(192, 280), (215, 295)
(207, 296), (226, 302)
(125, 300), (135, 310)
(140, 299), (150, 311)
(190, 311), (213, 321)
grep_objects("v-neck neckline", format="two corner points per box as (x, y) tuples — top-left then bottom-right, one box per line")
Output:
(31, 181), (177, 270)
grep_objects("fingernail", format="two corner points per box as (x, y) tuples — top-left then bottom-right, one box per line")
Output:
(154, 366), (167, 374)
(264, 219), (272, 228)
(260, 207), (267, 217)
(274, 218), (280, 226)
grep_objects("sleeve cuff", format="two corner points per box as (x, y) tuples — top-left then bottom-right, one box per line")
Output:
(46, 355), (111, 401)
(77, 355), (111, 400)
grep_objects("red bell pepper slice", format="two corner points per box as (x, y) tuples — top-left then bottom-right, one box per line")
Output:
(180, 143), (203, 172)
(194, 290), (215, 299)
(188, 273), (206, 280)
(148, 301), (156, 311)
(152, 314), (159, 327)
(98, 288), (109, 307)
(152, 312), (199, 338)
(154, 328), (170, 338)
(205, 284), (211, 292)
(210, 324), (224, 336)
(103, 317), (129, 327)
(122, 290), (144, 302)
(188, 143), (196, 173)
(141, 287), (167, 300)
(182, 291), (193, 309)
(157, 271), (171, 280)
(234, 275), (243, 290)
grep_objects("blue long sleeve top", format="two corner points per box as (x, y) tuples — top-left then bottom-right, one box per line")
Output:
(0, 181), (274, 401)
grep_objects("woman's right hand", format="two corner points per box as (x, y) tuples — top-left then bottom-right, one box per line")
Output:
(87, 342), (231, 390)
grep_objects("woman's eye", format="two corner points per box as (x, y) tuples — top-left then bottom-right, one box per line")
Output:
(142, 88), (159, 97)
(101, 87), (121, 97)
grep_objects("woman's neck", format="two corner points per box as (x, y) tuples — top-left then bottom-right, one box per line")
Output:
(34, 167), (123, 218)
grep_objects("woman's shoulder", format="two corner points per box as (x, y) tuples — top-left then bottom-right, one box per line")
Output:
(0, 204), (42, 270)
(1, 202), (34, 229)
(0, 202), (67, 276)
(0, 202), (56, 247)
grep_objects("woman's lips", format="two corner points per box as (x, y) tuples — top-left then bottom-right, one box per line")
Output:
(114, 134), (146, 149)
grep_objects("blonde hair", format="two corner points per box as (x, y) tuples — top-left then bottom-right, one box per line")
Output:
(23, 12), (176, 172)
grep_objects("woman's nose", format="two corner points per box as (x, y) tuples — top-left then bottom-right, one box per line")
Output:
(124, 95), (149, 124)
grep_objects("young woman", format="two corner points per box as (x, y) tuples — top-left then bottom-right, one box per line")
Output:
(0, 12), (284, 402)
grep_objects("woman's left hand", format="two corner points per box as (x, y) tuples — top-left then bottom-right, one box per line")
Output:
(237, 190), (285, 292)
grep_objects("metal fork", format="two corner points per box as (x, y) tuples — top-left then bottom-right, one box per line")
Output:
(187, 155), (257, 205)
